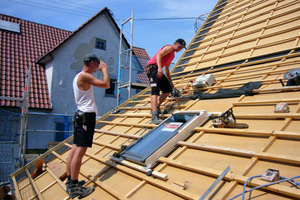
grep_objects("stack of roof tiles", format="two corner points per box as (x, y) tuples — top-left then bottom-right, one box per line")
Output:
(0, 14), (72, 109)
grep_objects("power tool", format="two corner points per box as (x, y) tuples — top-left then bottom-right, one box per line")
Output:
(212, 108), (249, 129)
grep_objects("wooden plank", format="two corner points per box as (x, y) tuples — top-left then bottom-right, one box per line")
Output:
(180, 23), (300, 70)
(252, 86), (300, 93)
(273, 130), (300, 138)
(82, 151), (198, 200)
(10, 136), (73, 178)
(59, 143), (198, 199)
(159, 157), (300, 199)
(125, 181), (146, 198)
(97, 120), (156, 129)
(45, 165), (67, 191)
(181, 77), (295, 93)
(234, 113), (300, 119)
(46, 160), (67, 181)
(25, 169), (45, 200)
(194, 127), (273, 136)
(95, 129), (140, 139)
(109, 156), (168, 180)
(233, 98), (300, 105)
(191, 0), (276, 46)
(118, 104), (186, 110)
(10, 176), (23, 200)
(96, 126), (300, 140)
(109, 113), (171, 118)
(172, 52), (300, 80)
(173, 55), (300, 83)
(55, 144), (128, 200)
(188, 0), (299, 54)
(178, 141), (300, 165)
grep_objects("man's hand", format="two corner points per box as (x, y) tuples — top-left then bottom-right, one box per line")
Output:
(157, 68), (163, 78)
(98, 61), (107, 71)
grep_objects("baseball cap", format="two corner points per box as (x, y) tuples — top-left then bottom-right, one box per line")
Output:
(84, 53), (100, 63)
(175, 38), (186, 48)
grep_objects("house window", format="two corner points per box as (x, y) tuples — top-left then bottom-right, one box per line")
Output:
(120, 111), (209, 168)
(95, 38), (106, 50)
(105, 78), (116, 96)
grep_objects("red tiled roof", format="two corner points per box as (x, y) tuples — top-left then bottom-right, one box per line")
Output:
(132, 47), (150, 85)
(0, 12), (150, 109)
(0, 14), (72, 109)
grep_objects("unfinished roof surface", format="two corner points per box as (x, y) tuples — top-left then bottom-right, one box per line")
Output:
(11, 0), (300, 199)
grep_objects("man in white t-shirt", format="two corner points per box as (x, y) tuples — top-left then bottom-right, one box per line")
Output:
(66, 54), (110, 199)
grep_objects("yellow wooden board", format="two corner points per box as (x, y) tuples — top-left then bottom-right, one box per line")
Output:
(11, 0), (300, 199)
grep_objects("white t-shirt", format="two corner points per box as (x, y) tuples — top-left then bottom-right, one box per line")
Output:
(73, 72), (98, 115)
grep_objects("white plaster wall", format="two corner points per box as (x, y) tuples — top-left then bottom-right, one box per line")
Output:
(46, 12), (139, 116)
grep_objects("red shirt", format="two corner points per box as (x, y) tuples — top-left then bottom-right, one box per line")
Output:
(147, 45), (175, 68)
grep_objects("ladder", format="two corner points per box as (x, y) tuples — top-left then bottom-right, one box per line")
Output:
(116, 11), (134, 106)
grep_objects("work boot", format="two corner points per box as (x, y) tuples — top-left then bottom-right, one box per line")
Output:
(66, 180), (86, 192)
(151, 111), (163, 125)
(157, 106), (162, 114)
(68, 182), (95, 199)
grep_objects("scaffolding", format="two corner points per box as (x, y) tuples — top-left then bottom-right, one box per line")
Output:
(116, 11), (134, 106)
(18, 64), (31, 168)
(194, 13), (209, 33)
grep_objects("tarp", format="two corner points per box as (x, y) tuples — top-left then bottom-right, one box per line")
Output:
(189, 81), (261, 100)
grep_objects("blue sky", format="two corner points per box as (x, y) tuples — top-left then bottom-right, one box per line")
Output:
(0, 0), (218, 65)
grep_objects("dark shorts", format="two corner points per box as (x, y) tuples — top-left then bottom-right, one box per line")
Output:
(73, 112), (96, 147)
(146, 65), (172, 95)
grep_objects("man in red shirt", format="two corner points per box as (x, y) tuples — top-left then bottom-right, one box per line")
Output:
(146, 39), (186, 124)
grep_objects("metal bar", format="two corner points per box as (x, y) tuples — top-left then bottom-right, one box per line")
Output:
(117, 19), (123, 106)
(117, 11), (135, 106)
(121, 16), (133, 26)
(26, 130), (73, 133)
(121, 66), (145, 72)
(28, 112), (73, 117)
(19, 63), (32, 167)
(120, 49), (129, 68)
(0, 96), (23, 101)
(199, 165), (231, 200)
(120, 49), (131, 55)
(128, 10), (134, 99)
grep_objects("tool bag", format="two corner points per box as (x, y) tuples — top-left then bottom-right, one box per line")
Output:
(73, 110), (86, 125)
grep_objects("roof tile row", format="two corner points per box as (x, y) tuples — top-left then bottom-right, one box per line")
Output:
(0, 14), (72, 109)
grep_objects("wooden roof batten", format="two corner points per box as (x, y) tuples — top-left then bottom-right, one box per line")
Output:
(11, 0), (300, 199)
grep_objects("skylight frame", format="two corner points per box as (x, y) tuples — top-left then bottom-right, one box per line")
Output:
(120, 110), (210, 169)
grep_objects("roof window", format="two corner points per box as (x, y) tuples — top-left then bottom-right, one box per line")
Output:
(119, 111), (210, 169)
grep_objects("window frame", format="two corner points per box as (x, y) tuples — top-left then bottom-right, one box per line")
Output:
(95, 38), (106, 50)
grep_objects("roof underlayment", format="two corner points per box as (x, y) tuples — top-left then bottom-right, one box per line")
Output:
(11, 0), (300, 199)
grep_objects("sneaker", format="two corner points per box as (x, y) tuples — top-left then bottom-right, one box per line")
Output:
(69, 182), (94, 199)
(66, 180), (86, 192)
